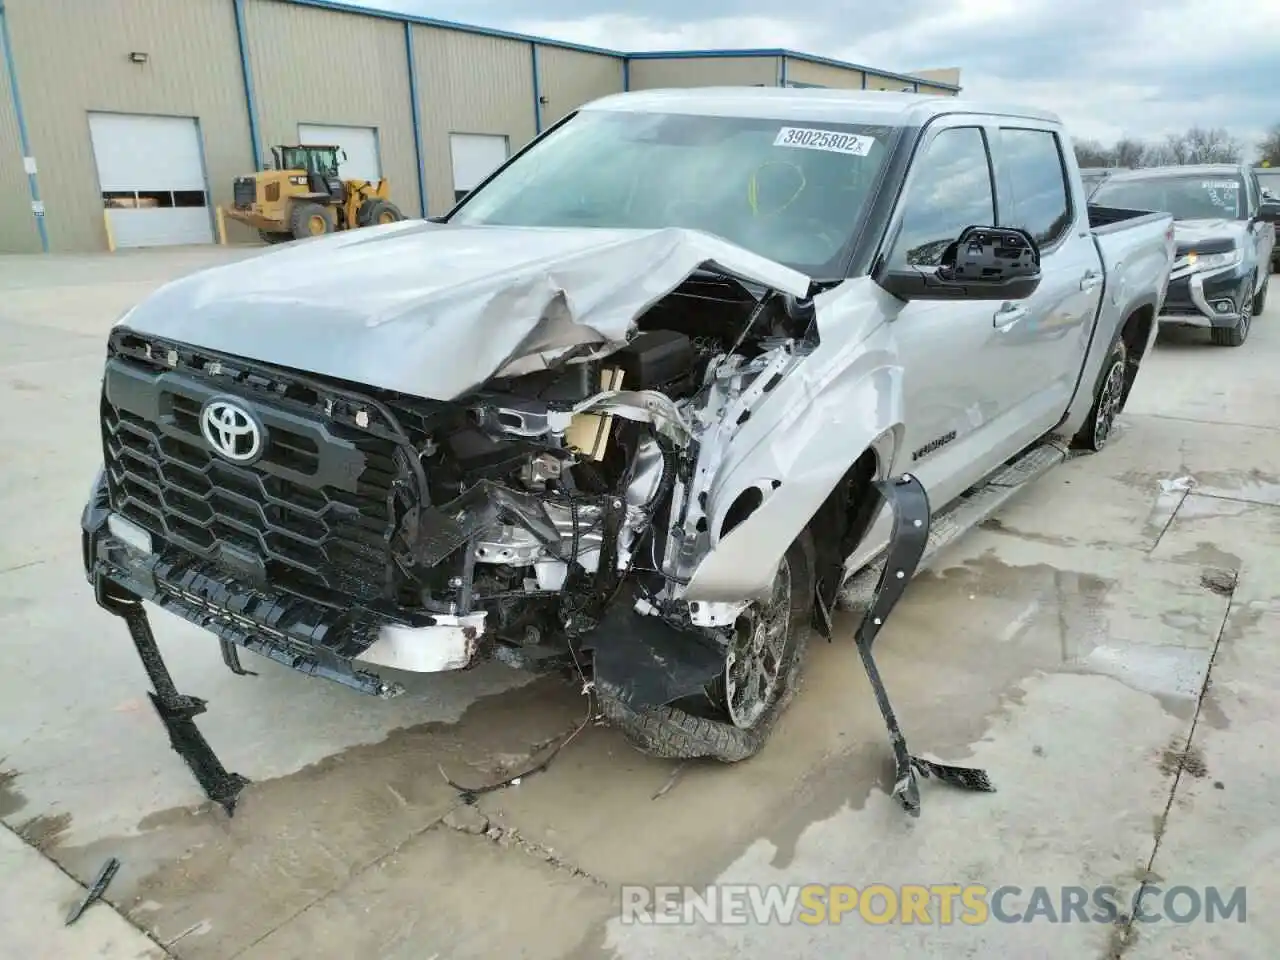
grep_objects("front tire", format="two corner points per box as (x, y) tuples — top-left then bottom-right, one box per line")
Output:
(1252, 274), (1268, 316)
(1071, 337), (1127, 452)
(600, 533), (815, 763)
(289, 201), (336, 240)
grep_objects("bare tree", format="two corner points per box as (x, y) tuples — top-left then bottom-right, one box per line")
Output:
(1112, 138), (1147, 169)
(1074, 139), (1115, 167)
(1257, 123), (1280, 168)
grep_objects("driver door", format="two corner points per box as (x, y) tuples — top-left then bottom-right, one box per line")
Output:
(884, 119), (1044, 513)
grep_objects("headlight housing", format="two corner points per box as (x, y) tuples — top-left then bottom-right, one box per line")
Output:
(1176, 248), (1241, 273)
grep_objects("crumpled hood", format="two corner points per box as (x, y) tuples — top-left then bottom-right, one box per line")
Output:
(117, 220), (812, 400)
(1173, 218), (1248, 253)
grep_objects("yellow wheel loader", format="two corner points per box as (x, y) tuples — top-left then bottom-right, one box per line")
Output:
(226, 144), (405, 244)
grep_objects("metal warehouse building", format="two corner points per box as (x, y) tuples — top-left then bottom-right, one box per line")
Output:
(0, 0), (960, 254)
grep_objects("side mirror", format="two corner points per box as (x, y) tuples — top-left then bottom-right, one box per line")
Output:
(1258, 200), (1280, 224)
(876, 225), (1042, 301)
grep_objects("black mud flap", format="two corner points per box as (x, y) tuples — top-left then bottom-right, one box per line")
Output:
(97, 579), (249, 816)
(579, 600), (725, 710)
(857, 474), (995, 817)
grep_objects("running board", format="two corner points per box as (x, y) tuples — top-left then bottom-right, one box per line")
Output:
(837, 441), (1067, 613)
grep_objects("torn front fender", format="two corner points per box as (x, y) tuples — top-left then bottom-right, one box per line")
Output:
(114, 223), (812, 401)
(681, 282), (904, 603)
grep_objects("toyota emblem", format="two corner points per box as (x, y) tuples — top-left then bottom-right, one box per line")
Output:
(201, 398), (263, 462)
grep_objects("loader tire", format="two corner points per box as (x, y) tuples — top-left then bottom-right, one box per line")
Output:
(289, 201), (335, 240)
(599, 533), (815, 763)
(258, 230), (291, 245)
(1071, 337), (1127, 452)
(358, 199), (404, 227)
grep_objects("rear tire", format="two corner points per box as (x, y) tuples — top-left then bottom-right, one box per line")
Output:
(599, 533), (815, 763)
(289, 201), (335, 240)
(1071, 337), (1127, 452)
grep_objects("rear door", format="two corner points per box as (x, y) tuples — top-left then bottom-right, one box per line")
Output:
(883, 118), (1036, 511)
(988, 124), (1101, 429)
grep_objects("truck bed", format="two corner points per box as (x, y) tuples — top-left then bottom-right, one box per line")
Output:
(1088, 203), (1166, 234)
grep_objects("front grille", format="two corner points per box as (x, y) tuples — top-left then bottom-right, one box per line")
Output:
(233, 177), (256, 208)
(101, 354), (403, 606)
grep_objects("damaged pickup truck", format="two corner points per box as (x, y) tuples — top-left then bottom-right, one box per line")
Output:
(81, 89), (1176, 817)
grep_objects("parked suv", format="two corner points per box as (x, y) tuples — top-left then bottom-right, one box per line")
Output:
(1091, 164), (1279, 345)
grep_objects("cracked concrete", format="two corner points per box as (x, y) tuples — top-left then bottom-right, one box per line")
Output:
(1, 248), (1278, 958)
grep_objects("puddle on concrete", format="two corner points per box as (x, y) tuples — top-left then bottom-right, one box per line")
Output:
(1158, 738), (1209, 779)
(0, 765), (26, 819)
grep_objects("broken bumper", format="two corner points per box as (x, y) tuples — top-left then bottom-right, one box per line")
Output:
(81, 471), (485, 696)
(1157, 264), (1250, 329)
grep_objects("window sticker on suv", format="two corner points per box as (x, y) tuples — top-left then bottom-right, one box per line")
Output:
(773, 126), (875, 156)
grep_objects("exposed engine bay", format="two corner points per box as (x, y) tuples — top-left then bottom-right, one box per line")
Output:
(376, 270), (818, 661)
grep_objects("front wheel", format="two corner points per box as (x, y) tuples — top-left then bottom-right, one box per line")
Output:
(1071, 337), (1127, 452)
(1252, 275), (1268, 316)
(600, 533), (815, 763)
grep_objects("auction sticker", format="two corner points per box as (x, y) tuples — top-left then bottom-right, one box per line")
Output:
(774, 126), (875, 155)
(1200, 181), (1239, 189)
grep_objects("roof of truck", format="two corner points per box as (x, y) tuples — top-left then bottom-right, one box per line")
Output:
(582, 87), (1060, 126)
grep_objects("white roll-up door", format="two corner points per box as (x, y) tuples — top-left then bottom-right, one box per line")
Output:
(297, 124), (381, 181)
(449, 134), (510, 203)
(88, 113), (213, 248)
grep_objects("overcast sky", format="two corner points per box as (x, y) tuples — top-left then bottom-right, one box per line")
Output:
(365, 0), (1278, 155)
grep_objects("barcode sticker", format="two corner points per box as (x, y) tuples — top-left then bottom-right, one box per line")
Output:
(774, 127), (875, 156)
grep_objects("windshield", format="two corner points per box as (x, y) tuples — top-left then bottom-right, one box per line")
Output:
(1258, 171), (1280, 199)
(279, 146), (338, 176)
(447, 109), (898, 276)
(1091, 174), (1246, 220)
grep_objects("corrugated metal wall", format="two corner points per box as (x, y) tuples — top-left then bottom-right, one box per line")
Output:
(629, 56), (779, 90)
(0, 12), (39, 254)
(916, 83), (957, 97)
(536, 45), (624, 127)
(244, 0), (420, 219)
(1, 0), (252, 253)
(785, 59), (863, 89)
(411, 25), (536, 217)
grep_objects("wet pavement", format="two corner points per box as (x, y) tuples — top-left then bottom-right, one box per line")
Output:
(1, 247), (1277, 958)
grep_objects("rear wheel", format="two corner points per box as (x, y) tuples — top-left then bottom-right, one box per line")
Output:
(289, 201), (335, 240)
(600, 533), (815, 763)
(1071, 337), (1127, 452)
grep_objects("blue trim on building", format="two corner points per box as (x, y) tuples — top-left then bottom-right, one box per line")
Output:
(861, 72), (868, 89)
(404, 21), (427, 217)
(232, 0), (263, 167)
(778, 54), (787, 87)
(531, 43), (543, 134)
(0, 3), (48, 252)
(282, 0), (621, 57)
(622, 58), (630, 92)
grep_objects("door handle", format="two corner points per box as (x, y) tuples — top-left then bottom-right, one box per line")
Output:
(993, 304), (1028, 328)
(1080, 270), (1104, 292)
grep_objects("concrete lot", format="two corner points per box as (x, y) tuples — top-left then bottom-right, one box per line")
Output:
(1, 247), (1277, 958)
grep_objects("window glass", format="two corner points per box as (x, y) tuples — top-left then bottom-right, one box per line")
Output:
(1092, 175), (1246, 221)
(889, 126), (994, 267)
(996, 128), (1073, 246)
(450, 109), (896, 276)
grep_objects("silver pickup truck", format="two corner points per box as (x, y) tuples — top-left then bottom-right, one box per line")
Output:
(81, 88), (1175, 816)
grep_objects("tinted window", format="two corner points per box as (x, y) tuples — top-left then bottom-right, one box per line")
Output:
(890, 126), (994, 267)
(995, 128), (1072, 247)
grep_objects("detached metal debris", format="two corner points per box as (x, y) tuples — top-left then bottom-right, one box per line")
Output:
(849, 475), (995, 816)
(65, 856), (121, 926)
